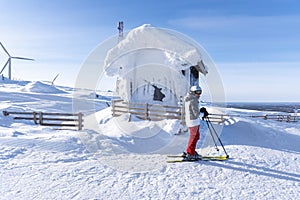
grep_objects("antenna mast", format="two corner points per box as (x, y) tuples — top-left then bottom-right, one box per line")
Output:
(117, 21), (124, 42)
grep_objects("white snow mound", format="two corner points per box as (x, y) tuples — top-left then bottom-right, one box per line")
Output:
(22, 81), (67, 94)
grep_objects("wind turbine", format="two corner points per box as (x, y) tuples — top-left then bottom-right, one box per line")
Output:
(0, 42), (34, 80)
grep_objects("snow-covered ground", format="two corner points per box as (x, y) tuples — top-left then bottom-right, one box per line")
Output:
(0, 80), (299, 199)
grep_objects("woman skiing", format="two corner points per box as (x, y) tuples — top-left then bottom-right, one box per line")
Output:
(183, 85), (208, 160)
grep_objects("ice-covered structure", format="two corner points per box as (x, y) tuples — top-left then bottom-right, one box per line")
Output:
(104, 24), (208, 106)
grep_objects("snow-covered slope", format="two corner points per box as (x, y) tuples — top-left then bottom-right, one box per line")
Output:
(0, 81), (299, 199)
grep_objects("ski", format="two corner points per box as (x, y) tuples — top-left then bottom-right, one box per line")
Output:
(167, 155), (228, 159)
(166, 157), (227, 163)
(166, 155), (228, 163)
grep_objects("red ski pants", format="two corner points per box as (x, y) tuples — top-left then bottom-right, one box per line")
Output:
(186, 125), (200, 155)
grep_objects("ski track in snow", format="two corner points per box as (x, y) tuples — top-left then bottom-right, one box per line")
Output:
(0, 81), (299, 199)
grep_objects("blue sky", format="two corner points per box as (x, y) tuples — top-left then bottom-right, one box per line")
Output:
(0, 0), (299, 102)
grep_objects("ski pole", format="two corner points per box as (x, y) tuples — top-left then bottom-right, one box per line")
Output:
(207, 117), (229, 158)
(205, 119), (219, 151)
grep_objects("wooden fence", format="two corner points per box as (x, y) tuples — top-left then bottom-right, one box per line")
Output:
(111, 100), (184, 121)
(111, 100), (299, 124)
(251, 114), (298, 122)
(3, 111), (84, 130)
(111, 100), (229, 124)
(210, 113), (298, 123)
(206, 114), (227, 124)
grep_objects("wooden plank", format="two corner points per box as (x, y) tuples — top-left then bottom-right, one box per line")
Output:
(149, 104), (181, 109)
(123, 111), (141, 115)
(128, 107), (145, 111)
(40, 123), (77, 127)
(125, 102), (146, 106)
(114, 106), (147, 111)
(148, 116), (181, 120)
(4, 111), (81, 116)
(4, 111), (34, 115)
(149, 113), (181, 119)
(207, 116), (225, 120)
(149, 109), (180, 114)
(13, 117), (35, 120)
(113, 105), (129, 109)
(42, 112), (80, 116)
(112, 99), (123, 103)
(41, 118), (78, 121)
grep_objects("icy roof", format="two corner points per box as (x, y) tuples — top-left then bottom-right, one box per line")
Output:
(104, 24), (208, 77)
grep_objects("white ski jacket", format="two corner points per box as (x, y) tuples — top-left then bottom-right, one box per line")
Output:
(184, 92), (200, 127)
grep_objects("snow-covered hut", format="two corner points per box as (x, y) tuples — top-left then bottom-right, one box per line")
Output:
(104, 24), (208, 106)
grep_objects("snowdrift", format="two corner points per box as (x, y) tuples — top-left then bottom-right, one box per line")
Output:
(0, 81), (299, 199)
(21, 81), (67, 94)
(222, 119), (300, 153)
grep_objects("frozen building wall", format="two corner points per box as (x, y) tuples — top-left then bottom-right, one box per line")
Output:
(104, 24), (208, 105)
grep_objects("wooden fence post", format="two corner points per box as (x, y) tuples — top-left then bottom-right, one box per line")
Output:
(39, 112), (43, 125)
(286, 115), (290, 122)
(111, 100), (115, 117)
(78, 112), (83, 130)
(33, 112), (38, 124)
(145, 103), (149, 120)
(180, 105), (185, 126)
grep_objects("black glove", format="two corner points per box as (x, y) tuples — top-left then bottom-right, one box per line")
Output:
(200, 107), (209, 120)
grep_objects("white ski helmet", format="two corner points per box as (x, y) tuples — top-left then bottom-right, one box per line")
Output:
(190, 85), (202, 93)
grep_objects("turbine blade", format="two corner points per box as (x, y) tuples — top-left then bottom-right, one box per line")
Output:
(0, 59), (10, 74)
(11, 56), (34, 61)
(0, 42), (10, 57)
(52, 73), (59, 85)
